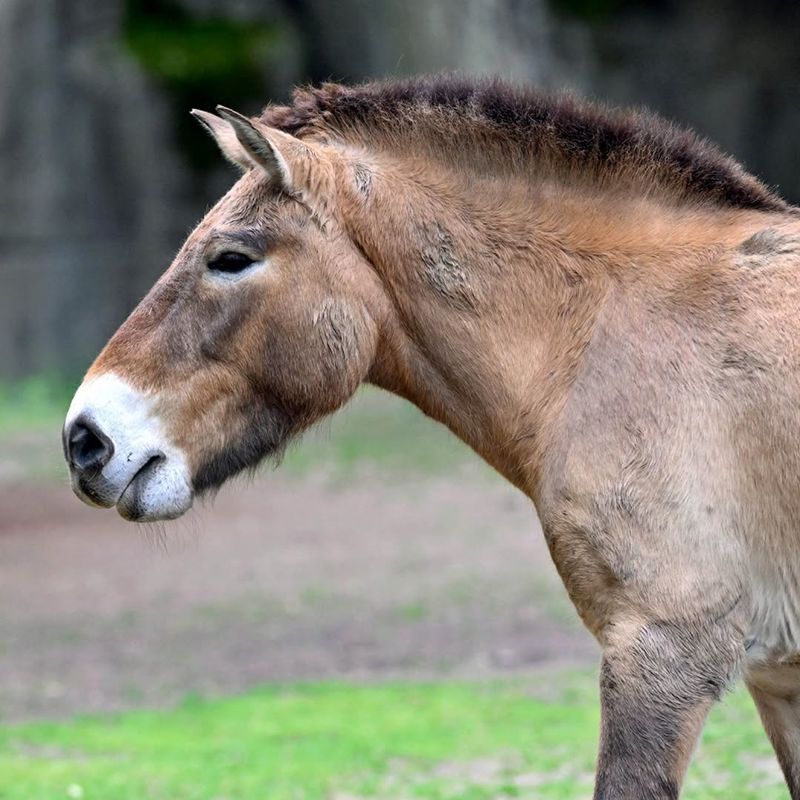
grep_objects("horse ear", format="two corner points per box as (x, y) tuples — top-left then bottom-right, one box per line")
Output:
(190, 109), (254, 172)
(215, 105), (309, 195)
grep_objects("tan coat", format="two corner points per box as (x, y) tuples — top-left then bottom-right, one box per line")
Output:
(63, 77), (800, 799)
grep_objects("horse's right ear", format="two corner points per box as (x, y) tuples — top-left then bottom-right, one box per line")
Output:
(190, 109), (254, 172)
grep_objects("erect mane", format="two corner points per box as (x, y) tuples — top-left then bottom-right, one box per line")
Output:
(261, 74), (786, 213)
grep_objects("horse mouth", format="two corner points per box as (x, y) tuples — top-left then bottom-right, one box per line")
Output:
(116, 453), (193, 522)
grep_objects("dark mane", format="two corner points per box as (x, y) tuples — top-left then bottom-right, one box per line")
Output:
(262, 74), (786, 213)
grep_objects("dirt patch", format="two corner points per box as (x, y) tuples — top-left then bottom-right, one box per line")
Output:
(0, 471), (595, 721)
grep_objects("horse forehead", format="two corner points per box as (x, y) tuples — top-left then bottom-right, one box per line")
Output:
(203, 171), (277, 228)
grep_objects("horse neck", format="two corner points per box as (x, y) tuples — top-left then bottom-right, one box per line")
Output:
(345, 155), (771, 496)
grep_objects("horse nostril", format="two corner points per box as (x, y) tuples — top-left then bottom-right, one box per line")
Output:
(66, 415), (115, 473)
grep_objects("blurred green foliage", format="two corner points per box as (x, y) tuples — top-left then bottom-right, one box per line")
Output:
(125, 1), (277, 85)
(123, 0), (283, 169)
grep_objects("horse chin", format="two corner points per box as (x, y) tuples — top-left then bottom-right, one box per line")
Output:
(191, 442), (284, 498)
(192, 409), (295, 496)
(115, 455), (194, 522)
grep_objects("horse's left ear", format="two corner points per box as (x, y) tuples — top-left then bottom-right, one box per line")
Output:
(215, 106), (312, 196)
(190, 108), (255, 171)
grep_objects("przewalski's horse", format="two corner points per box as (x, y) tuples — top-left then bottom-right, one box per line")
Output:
(63, 76), (800, 798)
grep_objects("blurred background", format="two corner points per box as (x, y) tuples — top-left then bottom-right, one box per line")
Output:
(0, 2), (798, 797)
(3, 0), (800, 378)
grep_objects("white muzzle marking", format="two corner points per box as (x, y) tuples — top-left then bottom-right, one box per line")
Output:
(64, 373), (193, 521)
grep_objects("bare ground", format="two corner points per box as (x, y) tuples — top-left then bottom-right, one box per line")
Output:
(0, 448), (595, 721)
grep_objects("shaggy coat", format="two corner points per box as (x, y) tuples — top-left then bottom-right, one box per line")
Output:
(64, 76), (800, 799)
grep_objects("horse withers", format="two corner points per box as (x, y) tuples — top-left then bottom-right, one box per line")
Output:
(63, 76), (800, 799)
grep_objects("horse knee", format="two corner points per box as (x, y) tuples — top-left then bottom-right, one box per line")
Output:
(603, 615), (743, 703)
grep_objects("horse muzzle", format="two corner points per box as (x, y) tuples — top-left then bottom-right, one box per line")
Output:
(63, 373), (193, 521)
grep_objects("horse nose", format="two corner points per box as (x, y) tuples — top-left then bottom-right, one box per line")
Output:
(64, 415), (115, 474)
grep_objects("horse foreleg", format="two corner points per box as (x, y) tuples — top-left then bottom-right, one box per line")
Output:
(594, 618), (741, 799)
(747, 663), (800, 799)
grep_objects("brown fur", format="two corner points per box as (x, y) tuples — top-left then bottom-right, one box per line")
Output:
(263, 74), (787, 213)
(81, 76), (800, 797)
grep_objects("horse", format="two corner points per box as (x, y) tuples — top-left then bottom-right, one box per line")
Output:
(63, 75), (800, 798)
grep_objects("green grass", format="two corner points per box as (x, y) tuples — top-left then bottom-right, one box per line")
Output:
(281, 389), (479, 479)
(0, 677), (786, 800)
(0, 375), (79, 434)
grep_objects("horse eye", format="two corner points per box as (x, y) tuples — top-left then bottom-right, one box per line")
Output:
(207, 251), (255, 274)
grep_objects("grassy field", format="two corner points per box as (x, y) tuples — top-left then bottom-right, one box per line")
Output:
(0, 375), (79, 434)
(0, 377), (787, 799)
(0, 675), (785, 800)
